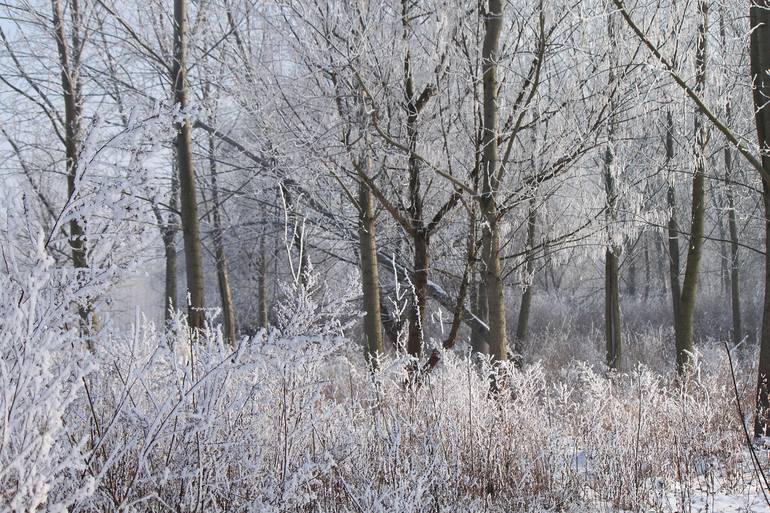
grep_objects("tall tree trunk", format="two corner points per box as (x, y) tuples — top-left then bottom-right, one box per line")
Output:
(407, 232), (429, 356)
(515, 197), (537, 346)
(656, 232), (669, 299)
(296, 228), (311, 288)
(666, 113), (682, 330)
(604, 8), (622, 370)
(627, 251), (637, 298)
(721, 7), (742, 348)
(480, 0), (508, 366)
(444, 216), (476, 350)
(52, 0), (96, 338)
(675, 0), (708, 374)
(543, 241), (552, 294)
(750, 0), (770, 437)
(173, 0), (205, 331)
(163, 229), (178, 321)
(258, 232), (269, 328)
(643, 235), (651, 300)
(358, 181), (384, 368)
(605, 248), (622, 369)
(719, 8), (743, 346)
(399, 0), (437, 358)
(208, 129), (237, 344)
(470, 270), (489, 355)
(163, 166), (179, 323)
(604, 164), (622, 368)
(725, 147), (742, 345)
(716, 211), (729, 294)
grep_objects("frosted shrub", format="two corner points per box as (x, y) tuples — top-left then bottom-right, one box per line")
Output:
(1, 257), (767, 511)
(0, 241), (93, 513)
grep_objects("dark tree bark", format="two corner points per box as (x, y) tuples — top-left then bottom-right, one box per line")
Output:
(258, 233), (269, 329)
(665, 109), (682, 343)
(725, 154), (742, 346)
(723, 106), (743, 347)
(605, 248), (622, 369)
(173, 0), (205, 331)
(479, 0), (508, 366)
(470, 271), (489, 355)
(444, 211), (477, 350)
(642, 233), (652, 301)
(604, 9), (622, 370)
(163, 167), (179, 323)
(358, 180), (384, 368)
(207, 128), (237, 344)
(675, 0), (708, 374)
(750, 0), (770, 437)
(515, 197), (537, 346)
(627, 252), (637, 298)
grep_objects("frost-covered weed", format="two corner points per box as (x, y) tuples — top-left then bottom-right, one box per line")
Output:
(0, 238), (94, 513)
(1, 263), (767, 512)
(51, 328), (764, 512)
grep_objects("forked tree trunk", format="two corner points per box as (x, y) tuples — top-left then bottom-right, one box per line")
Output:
(675, 0), (708, 374)
(399, 0), (440, 358)
(173, 0), (205, 331)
